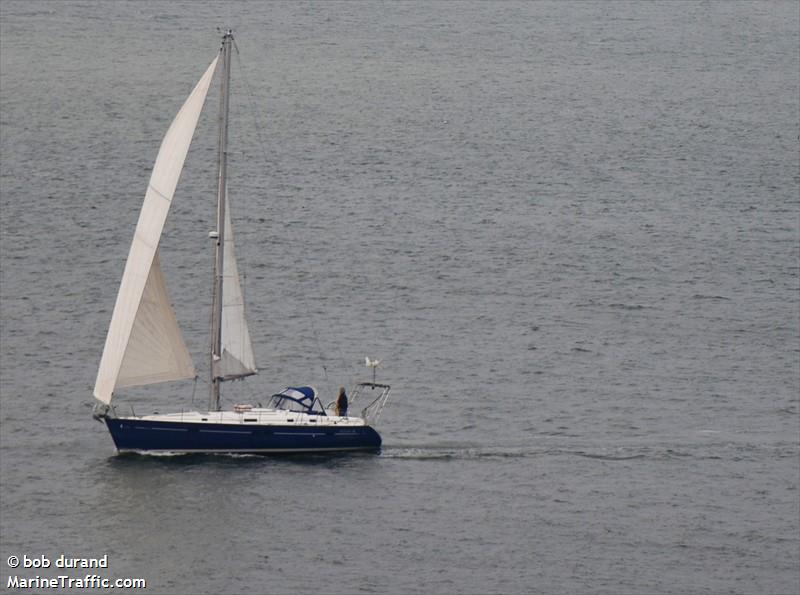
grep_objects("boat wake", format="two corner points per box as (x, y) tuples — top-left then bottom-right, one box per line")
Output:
(381, 445), (539, 461)
(380, 443), (749, 462)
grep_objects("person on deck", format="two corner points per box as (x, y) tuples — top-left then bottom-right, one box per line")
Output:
(336, 387), (348, 417)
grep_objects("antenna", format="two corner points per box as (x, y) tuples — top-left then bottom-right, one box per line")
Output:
(365, 357), (381, 385)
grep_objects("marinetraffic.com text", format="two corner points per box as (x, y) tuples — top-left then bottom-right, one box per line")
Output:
(5, 554), (146, 590)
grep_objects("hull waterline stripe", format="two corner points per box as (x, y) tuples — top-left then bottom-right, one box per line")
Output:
(117, 446), (378, 454)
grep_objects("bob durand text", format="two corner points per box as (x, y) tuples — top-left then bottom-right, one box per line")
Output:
(18, 554), (108, 568)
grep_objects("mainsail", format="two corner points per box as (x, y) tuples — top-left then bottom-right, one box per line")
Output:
(93, 57), (219, 404)
(215, 193), (257, 379)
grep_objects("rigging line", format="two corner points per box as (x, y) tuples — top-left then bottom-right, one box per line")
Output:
(232, 41), (272, 181)
(230, 41), (384, 397)
(232, 42), (343, 395)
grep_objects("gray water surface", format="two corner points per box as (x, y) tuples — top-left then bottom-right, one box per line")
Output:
(1, 2), (798, 594)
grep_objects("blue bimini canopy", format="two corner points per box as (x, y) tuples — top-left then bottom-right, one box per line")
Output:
(268, 386), (326, 415)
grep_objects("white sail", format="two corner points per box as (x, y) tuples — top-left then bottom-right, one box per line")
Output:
(215, 194), (257, 380)
(94, 57), (219, 405)
(116, 251), (195, 388)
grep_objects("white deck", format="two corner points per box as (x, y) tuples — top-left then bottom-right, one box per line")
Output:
(120, 408), (367, 427)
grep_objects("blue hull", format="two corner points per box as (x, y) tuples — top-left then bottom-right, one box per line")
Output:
(104, 418), (381, 454)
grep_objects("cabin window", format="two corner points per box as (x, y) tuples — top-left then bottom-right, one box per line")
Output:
(244, 418), (257, 422)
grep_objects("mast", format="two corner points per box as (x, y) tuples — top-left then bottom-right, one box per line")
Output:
(210, 30), (233, 411)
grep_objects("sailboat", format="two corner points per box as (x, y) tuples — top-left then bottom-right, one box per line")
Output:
(92, 31), (391, 454)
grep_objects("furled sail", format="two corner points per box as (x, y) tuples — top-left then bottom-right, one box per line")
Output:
(94, 56), (219, 404)
(214, 194), (257, 380)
